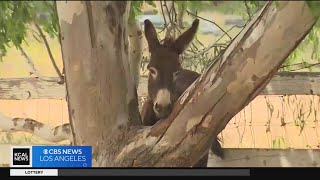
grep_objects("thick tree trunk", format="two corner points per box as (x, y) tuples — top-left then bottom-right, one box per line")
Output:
(56, 1), (317, 167)
(56, 1), (141, 155)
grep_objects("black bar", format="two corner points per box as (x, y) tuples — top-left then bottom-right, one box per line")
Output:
(0, 168), (9, 177)
(251, 168), (320, 176)
(58, 168), (250, 176)
(3, 167), (320, 177)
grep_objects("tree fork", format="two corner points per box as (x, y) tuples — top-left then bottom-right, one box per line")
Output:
(55, 1), (317, 167)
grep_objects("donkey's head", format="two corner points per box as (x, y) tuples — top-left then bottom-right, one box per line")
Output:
(144, 19), (199, 119)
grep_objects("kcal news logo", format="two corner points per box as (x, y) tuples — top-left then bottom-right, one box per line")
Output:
(11, 146), (32, 167)
(10, 146), (92, 168)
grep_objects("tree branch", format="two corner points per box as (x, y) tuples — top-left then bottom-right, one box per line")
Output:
(160, 1), (168, 29)
(172, 1), (178, 26)
(287, 63), (320, 72)
(164, 1), (176, 39)
(183, 23), (243, 60)
(244, 1), (252, 21)
(164, 1), (173, 26)
(184, 43), (227, 60)
(56, 1), (317, 167)
(17, 45), (62, 83)
(115, 1), (317, 167)
(34, 22), (64, 84)
(186, 10), (232, 40)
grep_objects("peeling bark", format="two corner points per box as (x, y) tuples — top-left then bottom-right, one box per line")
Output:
(55, 1), (317, 167)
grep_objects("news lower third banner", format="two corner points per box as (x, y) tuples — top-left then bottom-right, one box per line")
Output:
(10, 145), (92, 168)
(7, 145), (251, 176)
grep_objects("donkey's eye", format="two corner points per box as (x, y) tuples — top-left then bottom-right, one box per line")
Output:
(149, 67), (156, 74)
(148, 67), (158, 78)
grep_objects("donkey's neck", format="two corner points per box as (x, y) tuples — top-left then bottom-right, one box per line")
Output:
(174, 69), (200, 97)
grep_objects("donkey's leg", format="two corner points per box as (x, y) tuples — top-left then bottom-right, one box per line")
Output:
(192, 152), (209, 168)
(141, 97), (158, 126)
(192, 138), (224, 167)
(211, 138), (224, 159)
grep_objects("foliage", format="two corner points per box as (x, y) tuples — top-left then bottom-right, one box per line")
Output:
(305, 1), (320, 17)
(0, 1), (318, 72)
(272, 137), (288, 148)
(246, 1), (320, 72)
(181, 1), (210, 14)
(129, 1), (157, 25)
(281, 15), (320, 71)
(0, 1), (59, 60)
(129, 1), (144, 25)
(0, 0), (156, 61)
(35, 1), (59, 39)
(213, 1), (320, 72)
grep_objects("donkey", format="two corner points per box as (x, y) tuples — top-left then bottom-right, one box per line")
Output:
(141, 18), (224, 167)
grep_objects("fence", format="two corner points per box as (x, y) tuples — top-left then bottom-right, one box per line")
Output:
(0, 72), (320, 166)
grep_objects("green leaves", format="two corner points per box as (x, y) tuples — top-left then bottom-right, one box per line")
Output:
(273, 1), (320, 72)
(129, 1), (158, 25)
(146, 1), (156, 8)
(186, 1), (210, 11)
(0, 1), (59, 59)
(309, 22), (320, 61)
(272, 137), (288, 148)
(306, 1), (320, 18)
(35, 1), (59, 38)
(175, 1), (186, 12)
(0, 1), (31, 54)
(129, 1), (143, 25)
(283, 19), (320, 71)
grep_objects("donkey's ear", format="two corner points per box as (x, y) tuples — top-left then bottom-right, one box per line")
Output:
(144, 19), (160, 52)
(173, 19), (199, 54)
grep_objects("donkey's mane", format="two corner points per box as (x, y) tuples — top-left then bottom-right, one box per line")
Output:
(162, 37), (175, 49)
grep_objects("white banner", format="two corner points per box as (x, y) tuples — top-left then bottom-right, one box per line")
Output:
(10, 169), (58, 176)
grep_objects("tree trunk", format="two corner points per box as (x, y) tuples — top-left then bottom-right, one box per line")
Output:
(56, 1), (141, 155)
(56, 1), (317, 167)
(128, 21), (143, 88)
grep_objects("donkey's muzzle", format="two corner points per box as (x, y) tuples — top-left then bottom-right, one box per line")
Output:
(154, 102), (172, 119)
